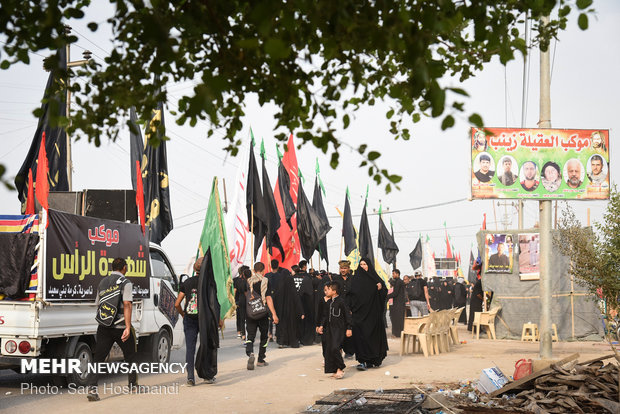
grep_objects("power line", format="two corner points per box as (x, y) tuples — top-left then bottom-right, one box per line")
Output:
(327, 198), (468, 219)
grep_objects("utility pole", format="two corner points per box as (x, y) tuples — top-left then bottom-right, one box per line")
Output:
(518, 14), (529, 231)
(538, 15), (553, 359)
(64, 25), (92, 191)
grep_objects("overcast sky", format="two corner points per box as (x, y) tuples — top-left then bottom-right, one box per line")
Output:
(1, 2), (618, 274)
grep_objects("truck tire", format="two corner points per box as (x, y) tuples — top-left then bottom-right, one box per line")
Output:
(151, 329), (171, 364)
(67, 341), (94, 387)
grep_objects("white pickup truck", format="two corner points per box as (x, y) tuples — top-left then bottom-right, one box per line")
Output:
(0, 210), (184, 386)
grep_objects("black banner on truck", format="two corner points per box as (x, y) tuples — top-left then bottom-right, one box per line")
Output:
(45, 209), (151, 300)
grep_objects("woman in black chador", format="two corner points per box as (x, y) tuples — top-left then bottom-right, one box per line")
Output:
(349, 258), (388, 370)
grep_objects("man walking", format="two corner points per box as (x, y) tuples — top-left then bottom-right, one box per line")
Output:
(88, 258), (137, 401)
(245, 262), (279, 369)
(174, 258), (201, 386)
(386, 269), (406, 338)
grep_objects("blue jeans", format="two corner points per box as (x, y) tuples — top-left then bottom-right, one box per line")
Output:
(183, 316), (199, 380)
(409, 300), (429, 317)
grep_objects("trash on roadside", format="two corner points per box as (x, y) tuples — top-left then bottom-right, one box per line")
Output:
(476, 366), (509, 394)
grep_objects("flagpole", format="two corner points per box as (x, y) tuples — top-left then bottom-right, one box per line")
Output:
(339, 236), (343, 262)
(250, 204), (255, 264)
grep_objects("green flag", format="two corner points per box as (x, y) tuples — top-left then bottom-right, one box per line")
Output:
(276, 144), (283, 164)
(198, 177), (235, 319)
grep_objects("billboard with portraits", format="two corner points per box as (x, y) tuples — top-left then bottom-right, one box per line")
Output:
(471, 128), (609, 200)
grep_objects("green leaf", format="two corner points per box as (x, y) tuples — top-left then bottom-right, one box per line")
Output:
(264, 38), (291, 59)
(468, 113), (483, 127)
(0, 60), (9, 70)
(343, 114), (350, 128)
(448, 87), (469, 97)
(412, 113), (421, 123)
(87, 22), (98, 31)
(368, 151), (381, 161)
(386, 109), (394, 119)
(576, 0), (593, 10)
(358, 144), (367, 154)
(578, 13), (588, 30)
(441, 115), (455, 130)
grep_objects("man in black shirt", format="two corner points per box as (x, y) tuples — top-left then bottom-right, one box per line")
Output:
(474, 154), (495, 183)
(88, 258), (136, 401)
(233, 265), (249, 340)
(245, 262), (279, 369)
(175, 258), (201, 386)
(386, 269), (406, 338)
(407, 270), (432, 317)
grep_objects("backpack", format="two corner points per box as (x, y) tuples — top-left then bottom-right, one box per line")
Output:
(408, 279), (424, 300)
(186, 288), (198, 316)
(95, 275), (128, 327)
(245, 281), (268, 320)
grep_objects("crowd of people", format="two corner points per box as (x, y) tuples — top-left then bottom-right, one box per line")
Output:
(174, 257), (482, 385)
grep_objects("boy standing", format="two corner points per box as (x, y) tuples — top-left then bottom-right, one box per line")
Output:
(317, 282), (352, 379)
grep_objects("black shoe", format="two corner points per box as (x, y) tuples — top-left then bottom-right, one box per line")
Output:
(256, 361), (269, 367)
(186, 379), (195, 386)
(203, 377), (215, 384)
(356, 363), (368, 371)
(247, 353), (255, 370)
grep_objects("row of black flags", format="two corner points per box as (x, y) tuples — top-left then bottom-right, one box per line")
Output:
(243, 132), (426, 272)
(15, 55), (173, 245)
(13, 50), (431, 270)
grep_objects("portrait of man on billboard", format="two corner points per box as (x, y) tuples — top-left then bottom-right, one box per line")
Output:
(484, 233), (513, 274)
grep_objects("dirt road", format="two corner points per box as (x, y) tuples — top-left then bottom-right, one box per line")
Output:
(0, 321), (611, 413)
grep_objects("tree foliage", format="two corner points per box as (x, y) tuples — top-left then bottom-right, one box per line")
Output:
(0, 0), (594, 191)
(554, 188), (620, 330)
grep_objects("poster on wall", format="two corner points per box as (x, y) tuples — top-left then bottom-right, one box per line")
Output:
(518, 233), (540, 280)
(484, 233), (514, 274)
(471, 128), (610, 200)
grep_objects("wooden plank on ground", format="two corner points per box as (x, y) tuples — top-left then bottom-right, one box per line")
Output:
(489, 353), (579, 397)
(578, 353), (616, 366)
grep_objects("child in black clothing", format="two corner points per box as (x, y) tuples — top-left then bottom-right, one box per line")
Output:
(317, 282), (352, 379)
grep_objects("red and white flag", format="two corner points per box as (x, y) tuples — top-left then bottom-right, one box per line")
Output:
(225, 149), (250, 278)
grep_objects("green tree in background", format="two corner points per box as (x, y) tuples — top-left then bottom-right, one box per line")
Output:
(554, 187), (620, 354)
(0, 0), (595, 190)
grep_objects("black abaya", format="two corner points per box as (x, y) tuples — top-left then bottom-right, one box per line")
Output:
(467, 279), (483, 331)
(349, 259), (388, 367)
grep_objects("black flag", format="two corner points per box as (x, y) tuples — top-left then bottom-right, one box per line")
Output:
(15, 48), (69, 206)
(246, 143), (266, 260)
(143, 91), (173, 244)
(409, 238), (422, 270)
(378, 215), (398, 265)
(262, 155), (286, 260)
(129, 107), (143, 191)
(296, 181), (330, 260)
(277, 161), (296, 229)
(312, 177), (331, 266)
(195, 249), (219, 381)
(357, 200), (374, 263)
(342, 192), (356, 256)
